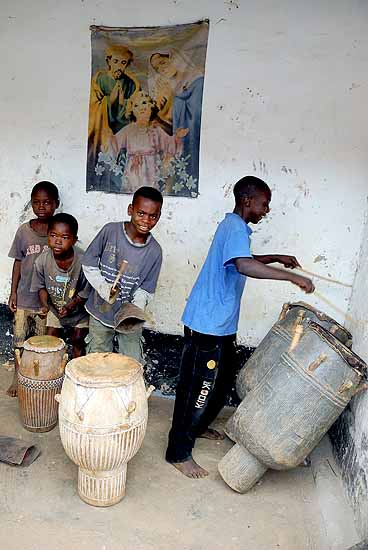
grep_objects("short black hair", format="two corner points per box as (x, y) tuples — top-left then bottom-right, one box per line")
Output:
(233, 176), (271, 204)
(31, 181), (60, 204)
(132, 186), (163, 206)
(48, 213), (78, 237)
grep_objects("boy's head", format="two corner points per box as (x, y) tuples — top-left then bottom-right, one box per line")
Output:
(106, 44), (133, 80)
(31, 181), (59, 220)
(48, 213), (78, 258)
(128, 186), (163, 237)
(233, 176), (271, 224)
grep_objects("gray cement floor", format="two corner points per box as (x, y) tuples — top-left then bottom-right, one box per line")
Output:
(0, 363), (359, 550)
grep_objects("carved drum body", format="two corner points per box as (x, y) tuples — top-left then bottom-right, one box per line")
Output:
(235, 302), (352, 401)
(219, 322), (366, 493)
(57, 352), (151, 507)
(17, 335), (67, 432)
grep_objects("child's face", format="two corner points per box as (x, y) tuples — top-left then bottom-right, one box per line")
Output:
(132, 95), (153, 121)
(31, 189), (58, 220)
(108, 53), (131, 80)
(246, 191), (271, 224)
(48, 222), (76, 258)
(128, 196), (161, 236)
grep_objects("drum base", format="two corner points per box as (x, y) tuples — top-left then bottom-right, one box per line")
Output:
(78, 464), (127, 507)
(218, 443), (267, 493)
(23, 421), (58, 433)
(18, 373), (63, 433)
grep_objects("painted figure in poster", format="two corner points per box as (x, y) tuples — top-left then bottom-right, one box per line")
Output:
(87, 44), (140, 191)
(105, 90), (189, 193)
(149, 49), (204, 186)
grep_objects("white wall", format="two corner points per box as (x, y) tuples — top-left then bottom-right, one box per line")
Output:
(1, 0), (367, 345)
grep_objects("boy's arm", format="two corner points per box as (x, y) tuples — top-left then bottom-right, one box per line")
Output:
(82, 265), (116, 303)
(38, 289), (50, 318)
(8, 260), (21, 312)
(253, 254), (301, 269)
(235, 257), (314, 293)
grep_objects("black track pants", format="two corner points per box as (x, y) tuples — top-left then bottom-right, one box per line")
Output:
(166, 326), (237, 463)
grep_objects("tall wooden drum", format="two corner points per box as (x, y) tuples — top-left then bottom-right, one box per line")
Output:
(17, 335), (68, 432)
(57, 352), (152, 507)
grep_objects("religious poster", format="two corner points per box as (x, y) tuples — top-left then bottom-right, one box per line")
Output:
(86, 21), (209, 197)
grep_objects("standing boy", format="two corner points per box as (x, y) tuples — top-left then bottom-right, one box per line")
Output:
(31, 213), (90, 358)
(7, 181), (59, 396)
(82, 186), (163, 362)
(166, 176), (315, 478)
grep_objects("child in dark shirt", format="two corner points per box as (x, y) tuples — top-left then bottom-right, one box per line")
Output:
(31, 213), (90, 358)
(7, 181), (59, 396)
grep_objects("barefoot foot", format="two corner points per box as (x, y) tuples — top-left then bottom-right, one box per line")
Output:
(171, 458), (209, 478)
(198, 428), (225, 441)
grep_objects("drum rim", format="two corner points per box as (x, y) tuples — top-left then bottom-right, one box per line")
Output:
(65, 353), (143, 387)
(23, 335), (66, 353)
(288, 301), (352, 339)
(308, 321), (366, 376)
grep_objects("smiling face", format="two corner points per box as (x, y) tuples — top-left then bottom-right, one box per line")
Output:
(48, 222), (77, 258)
(150, 53), (177, 78)
(245, 190), (271, 224)
(127, 196), (161, 238)
(31, 189), (58, 221)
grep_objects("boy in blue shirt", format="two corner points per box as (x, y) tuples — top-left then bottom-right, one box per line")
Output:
(166, 176), (314, 478)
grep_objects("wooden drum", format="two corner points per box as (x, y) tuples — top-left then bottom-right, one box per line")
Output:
(57, 352), (153, 507)
(17, 335), (68, 432)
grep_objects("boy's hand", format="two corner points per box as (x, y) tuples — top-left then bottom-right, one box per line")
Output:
(276, 255), (301, 269)
(8, 293), (17, 313)
(38, 306), (49, 319)
(58, 306), (70, 318)
(109, 286), (119, 304)
(289, 273), (315, 294)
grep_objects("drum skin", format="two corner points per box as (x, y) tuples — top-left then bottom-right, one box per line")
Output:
(57, 352), (151, 507)
(236, 301), (353, 400)
(17, 336), (67, 433)
(219, 322), (366, 493)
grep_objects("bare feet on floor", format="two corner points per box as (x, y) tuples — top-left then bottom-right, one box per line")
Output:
(198, 428), (225, 440)
(6, 373), (18, 397)
(171, 458), (209, 478)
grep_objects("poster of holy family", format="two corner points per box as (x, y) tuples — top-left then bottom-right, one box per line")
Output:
(86, 21), (209, 197)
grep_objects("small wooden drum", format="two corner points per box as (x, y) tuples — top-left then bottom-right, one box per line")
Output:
(57, 352), (153, 507)
(17, 335), (68, 432)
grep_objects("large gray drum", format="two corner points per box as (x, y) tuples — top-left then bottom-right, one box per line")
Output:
(235, 302), (352, 400)
(219, 321), (366, 493)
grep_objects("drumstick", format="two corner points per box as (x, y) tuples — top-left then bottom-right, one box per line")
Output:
(294, 267), (352, 288)
(111, 260), (129, 293)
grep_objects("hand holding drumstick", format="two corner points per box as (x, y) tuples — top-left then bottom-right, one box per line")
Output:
(109, 260), (129, 302)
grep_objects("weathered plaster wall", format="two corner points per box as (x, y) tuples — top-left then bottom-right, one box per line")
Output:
(1, 1), (367, 345)
(331, 204), (368, 538)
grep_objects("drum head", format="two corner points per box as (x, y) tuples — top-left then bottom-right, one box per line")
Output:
(23, 335), (65, 353)
(65, 352), (143, 387)
(288, 302), (352, 341)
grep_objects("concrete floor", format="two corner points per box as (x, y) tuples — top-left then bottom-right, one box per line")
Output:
(0, 363), (360, 550)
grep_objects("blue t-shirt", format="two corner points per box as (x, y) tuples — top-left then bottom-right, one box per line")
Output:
(182, 213), (252, 336)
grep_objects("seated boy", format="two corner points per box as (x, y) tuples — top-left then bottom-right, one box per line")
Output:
(166, 176), (315, 479)
(82, 186), (163, 362)
(31, 213), (90, 358)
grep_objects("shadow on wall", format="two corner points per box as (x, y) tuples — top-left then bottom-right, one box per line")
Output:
(330, 397), (368, 539)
